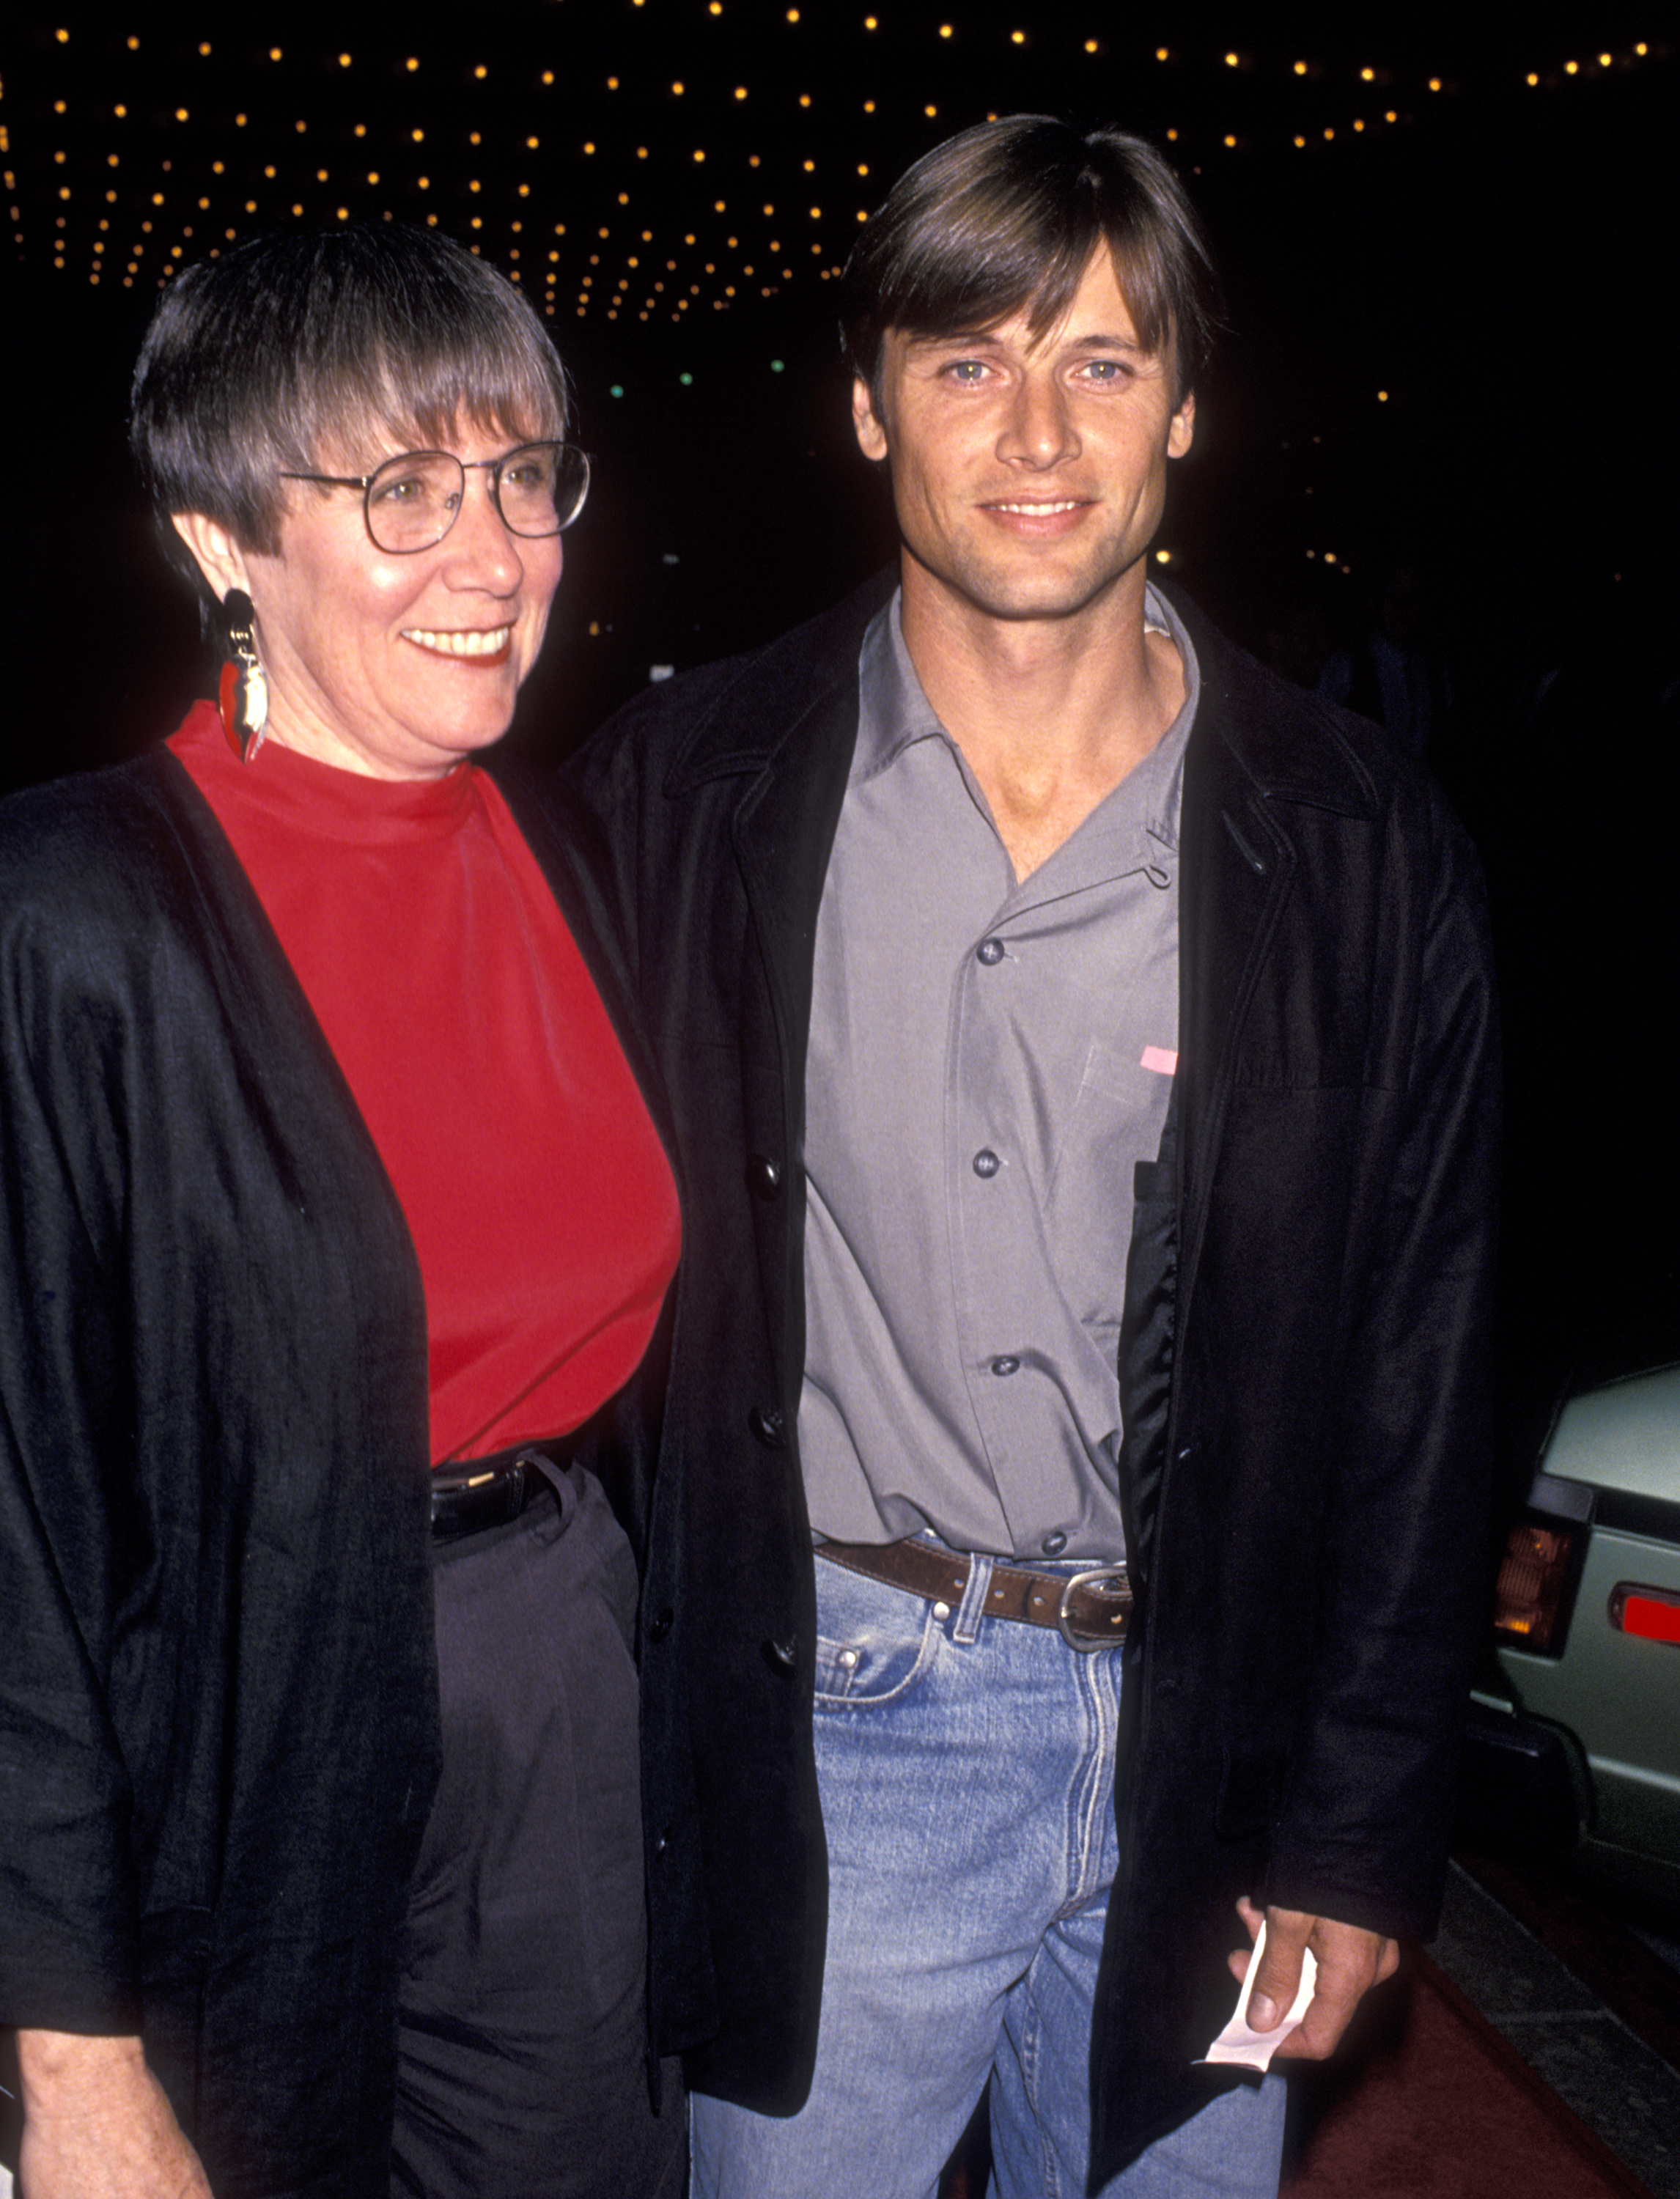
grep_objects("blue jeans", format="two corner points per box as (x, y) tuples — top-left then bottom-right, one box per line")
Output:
(690, 1547), (1284, 2199)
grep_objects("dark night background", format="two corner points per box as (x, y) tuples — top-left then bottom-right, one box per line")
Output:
(1, 2), (1676, 1514)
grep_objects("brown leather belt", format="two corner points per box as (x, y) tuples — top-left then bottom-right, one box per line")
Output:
(818, 1537), (1132, 1651)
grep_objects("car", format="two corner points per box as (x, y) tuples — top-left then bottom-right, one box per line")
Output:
(1463, 1361), (1680, 1913)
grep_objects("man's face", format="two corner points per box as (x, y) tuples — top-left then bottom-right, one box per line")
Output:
(852, 247), (1195, 626)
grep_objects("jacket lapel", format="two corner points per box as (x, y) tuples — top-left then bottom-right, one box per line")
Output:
(662, 577), (888, 1094)
(729, 682), (861, 1399)
(1172, 633), (1300, 1341)
(661, 579), (886, 1399)
(1167, 586), (1382, 1359)
(730, 680), (860, 1113)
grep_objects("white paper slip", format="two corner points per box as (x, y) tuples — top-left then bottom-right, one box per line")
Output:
(1196, 1919), (1317, 2070)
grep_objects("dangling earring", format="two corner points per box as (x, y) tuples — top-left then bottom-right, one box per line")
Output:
(218, 588), (269, 762)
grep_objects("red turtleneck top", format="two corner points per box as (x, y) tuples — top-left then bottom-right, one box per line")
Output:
(169, 701), (679, 1465)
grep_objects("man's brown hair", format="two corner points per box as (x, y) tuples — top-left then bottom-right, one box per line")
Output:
(839, 116), (1222, 408)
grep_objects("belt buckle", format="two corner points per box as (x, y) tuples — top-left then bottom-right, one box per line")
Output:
(429, 1456), (542, 1539)
(1058, 1565), (1130, 1651)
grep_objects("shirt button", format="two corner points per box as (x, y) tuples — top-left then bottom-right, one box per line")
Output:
(990, 1355), (1020, 1377)
(976, 937), (1006, 966)
(973, 1149), (1001, 1179)
(1041, 1530), (1068, 1556)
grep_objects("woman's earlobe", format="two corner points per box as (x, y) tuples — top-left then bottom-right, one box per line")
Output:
(171, 509), (249, 601)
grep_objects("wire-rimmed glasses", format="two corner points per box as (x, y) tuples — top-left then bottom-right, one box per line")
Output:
(280, 441), (590, 555)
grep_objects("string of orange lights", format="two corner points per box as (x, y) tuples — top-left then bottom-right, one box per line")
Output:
(1, 14), (1664, 331)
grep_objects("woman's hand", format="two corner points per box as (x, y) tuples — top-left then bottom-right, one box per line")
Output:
(17, 2030), (215, 2199)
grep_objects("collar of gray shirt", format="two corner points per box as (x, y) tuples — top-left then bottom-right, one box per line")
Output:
(852, 581), (1199, 896)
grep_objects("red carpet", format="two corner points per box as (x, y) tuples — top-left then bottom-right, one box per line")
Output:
(937, 1953), (1654, 2198)
(1283, 1954), (1654, 2198)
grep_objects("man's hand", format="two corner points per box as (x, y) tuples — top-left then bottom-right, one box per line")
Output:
(16, 2029), (215, 2199)
(1227, 1895), (1399, 2061)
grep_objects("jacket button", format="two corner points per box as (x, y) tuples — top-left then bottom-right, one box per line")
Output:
(746, 1153), (784, 1200)
(654, 1827), (673, 1860)
(647, 1606), (674, 1643)
(748, 1404), (787, 1448)
(762, 1635), (797, 1673)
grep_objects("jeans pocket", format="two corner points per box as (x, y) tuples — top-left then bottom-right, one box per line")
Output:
(812, 1561), (940, 1709)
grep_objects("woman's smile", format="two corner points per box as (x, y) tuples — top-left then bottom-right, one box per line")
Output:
(400, 622), (516, 663)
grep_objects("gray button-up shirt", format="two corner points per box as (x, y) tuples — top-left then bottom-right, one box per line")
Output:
(798, 584), (1198, 1560)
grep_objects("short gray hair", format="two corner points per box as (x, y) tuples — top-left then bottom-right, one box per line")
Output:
(131, 222), (570, 571)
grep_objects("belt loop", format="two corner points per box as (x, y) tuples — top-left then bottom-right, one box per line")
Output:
(953, 1551), (993, 1645)
(521, 1448), (577, 1534)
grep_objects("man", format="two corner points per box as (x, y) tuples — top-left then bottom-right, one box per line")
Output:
(567, 116), (1497, 2197)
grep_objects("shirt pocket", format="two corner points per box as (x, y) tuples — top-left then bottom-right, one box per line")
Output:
(1047, 1042), (1165, 1344)
(1047, 1039), (1138, 1202)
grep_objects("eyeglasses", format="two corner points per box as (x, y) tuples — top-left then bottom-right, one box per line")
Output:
(279, 441), (590, 555)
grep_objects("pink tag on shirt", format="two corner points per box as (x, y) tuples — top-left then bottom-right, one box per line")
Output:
(1141, 1047), (1178, 1075)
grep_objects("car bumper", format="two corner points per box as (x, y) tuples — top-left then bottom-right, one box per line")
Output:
(1459, 1697), (1582, 1850)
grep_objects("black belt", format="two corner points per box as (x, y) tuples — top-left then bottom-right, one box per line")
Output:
(817, 1537), (1132, 1650)
(430, 1448), (561, 1541)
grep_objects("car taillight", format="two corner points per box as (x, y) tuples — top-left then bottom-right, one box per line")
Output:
(1609, 1585), (1680, 1646)
(1493, 1522), (1579, 1653)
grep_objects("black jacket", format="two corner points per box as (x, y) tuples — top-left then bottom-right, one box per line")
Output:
(0, 745), (656, 2199)
(567, 573), (1500, 2176)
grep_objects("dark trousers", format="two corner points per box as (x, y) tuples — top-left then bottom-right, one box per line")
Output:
(390, 1462), (685, 2199)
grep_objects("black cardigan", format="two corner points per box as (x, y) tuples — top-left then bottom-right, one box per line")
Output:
(566, 574), (1501, 2180)
(0, 746), (659, 2199)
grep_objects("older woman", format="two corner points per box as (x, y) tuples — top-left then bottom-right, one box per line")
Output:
(0, 226), (683, 2198)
